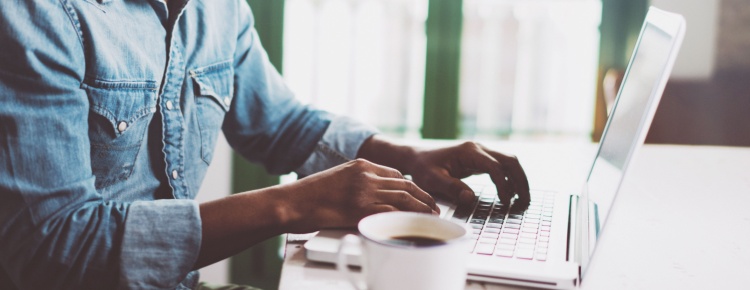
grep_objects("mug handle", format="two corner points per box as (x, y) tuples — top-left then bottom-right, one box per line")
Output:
(336, 234), (366, 290)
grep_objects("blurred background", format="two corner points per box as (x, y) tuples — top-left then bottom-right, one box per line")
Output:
(196, 0), (750, 288)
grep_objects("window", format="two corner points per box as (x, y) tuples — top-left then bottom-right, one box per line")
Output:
(284, 0), (429, 138)
(460, 0), (601, 140)
(283, 0), (601, 140)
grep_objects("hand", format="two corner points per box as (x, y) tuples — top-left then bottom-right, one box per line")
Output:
(357, 136), (530, 208)
(406, 142), (530, 208)
(279, 159), (439, 233)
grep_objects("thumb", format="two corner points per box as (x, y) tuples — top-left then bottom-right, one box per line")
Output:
(426, 174), (475, 205)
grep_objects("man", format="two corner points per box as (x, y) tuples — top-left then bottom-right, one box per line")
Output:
(0, 0), (529, 289)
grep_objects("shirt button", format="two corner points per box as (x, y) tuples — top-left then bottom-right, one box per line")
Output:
(166, 100), (174, 110)
(223, 97), (231, 106)
(117, 121), (128, 133)
(171, 170), (179, 180)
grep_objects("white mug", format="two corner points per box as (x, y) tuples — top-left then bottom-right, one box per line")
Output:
(336, 212), (471, 290)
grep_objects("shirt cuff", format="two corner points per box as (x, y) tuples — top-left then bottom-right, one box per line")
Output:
(118, 200), (202, 290)
(295, 116), (379, 177)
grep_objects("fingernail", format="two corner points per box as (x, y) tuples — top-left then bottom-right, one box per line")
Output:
(432, 210), (439, 215)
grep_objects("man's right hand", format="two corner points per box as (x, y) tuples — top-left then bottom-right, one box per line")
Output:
(278, 159), (439, 233)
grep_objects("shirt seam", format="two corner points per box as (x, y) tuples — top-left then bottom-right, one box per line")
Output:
(317, 142), (351, 164)
(59, 0), (85, 52)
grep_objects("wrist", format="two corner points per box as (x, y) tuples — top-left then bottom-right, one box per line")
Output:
(267, 184), (301, 231)
(356, 135), (419, 174)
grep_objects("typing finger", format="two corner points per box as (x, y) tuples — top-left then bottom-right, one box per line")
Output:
(376, 190), (436, 214)
(480, 145), (531, 205)
(459, 147), (513, 205)
(377, 177), (439, 213)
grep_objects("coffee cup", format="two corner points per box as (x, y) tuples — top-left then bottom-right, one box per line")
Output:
(336, 212), (471, 290)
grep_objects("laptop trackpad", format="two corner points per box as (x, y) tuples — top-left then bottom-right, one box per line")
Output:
(304, 229), (361, 266)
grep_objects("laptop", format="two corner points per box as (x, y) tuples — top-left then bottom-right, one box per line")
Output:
(304, 7), (685, 289)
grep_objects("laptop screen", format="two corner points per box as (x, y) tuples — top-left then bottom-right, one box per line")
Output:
(585, 23), (674, 239)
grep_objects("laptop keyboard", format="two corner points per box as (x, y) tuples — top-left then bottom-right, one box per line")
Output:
(452, 187), (554, 262)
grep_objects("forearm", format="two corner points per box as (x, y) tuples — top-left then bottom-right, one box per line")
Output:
(356, 135), (419, 175)
(195, 185), (294, 269)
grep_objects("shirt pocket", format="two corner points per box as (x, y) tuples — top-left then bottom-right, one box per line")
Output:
(189, 60), (234, 164)
(82, 79), (158, 189)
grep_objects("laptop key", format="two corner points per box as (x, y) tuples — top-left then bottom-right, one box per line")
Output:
(504, 223), (520, 229)
(523, 223), (539, 229)
(470, 219), (486, 224)
(517, 243), (535, 249)
(473, 214), (488, 220)
(500, 233), (518, 240)
(496, 250), (514, 257)
(485, 223), (503, 229)
(476, 244), (494, 255)
(519, 238), (536, 245)
(508, 214), (523, 220)
(479, 238), (497, 244)
(483, 227), (500, 233)
(525, 209), (542, 215)
(488, 218), (505, 224)
(498, 239), (516, 245)
(516, 249), (534, 259)
(520, 233), (536, 239)
(481, 233), (499, 239)
(535, 254), (547, 261)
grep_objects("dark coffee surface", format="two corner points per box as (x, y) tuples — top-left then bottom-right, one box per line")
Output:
(384, 235), (447, 247)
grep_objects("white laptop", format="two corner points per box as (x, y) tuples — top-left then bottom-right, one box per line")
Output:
(304, 7), (685, 289)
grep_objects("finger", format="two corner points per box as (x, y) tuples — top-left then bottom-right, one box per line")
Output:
(376, 190), (436, 214)
(479, 146), (531, 204)
(423, 170), (476, 205)
(459, 147), (512, 205)
(376, 177), (440, 212)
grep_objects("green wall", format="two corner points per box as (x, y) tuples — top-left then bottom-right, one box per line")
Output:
(229, 1), (285, 289)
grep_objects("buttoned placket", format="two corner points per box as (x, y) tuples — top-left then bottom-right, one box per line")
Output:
(155, 0), (191, 199)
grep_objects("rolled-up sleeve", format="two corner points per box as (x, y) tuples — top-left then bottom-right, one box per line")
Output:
(223, 0), (379, 176)
(0, 2), (201, 289)
(119, 201), (202, 289)
(295, 116), (379, 177)
(223, 22), (332, 175)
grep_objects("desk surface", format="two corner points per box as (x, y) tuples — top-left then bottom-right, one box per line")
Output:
(278, 141), (750, 289)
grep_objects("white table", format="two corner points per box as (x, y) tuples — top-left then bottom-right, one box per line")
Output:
(278, 141), (750, 289)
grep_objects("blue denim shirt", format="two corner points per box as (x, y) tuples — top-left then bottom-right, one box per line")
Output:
(0, 0), (377, 289)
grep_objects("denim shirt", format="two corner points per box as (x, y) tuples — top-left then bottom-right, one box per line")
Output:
(0, 0), (377, 289)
